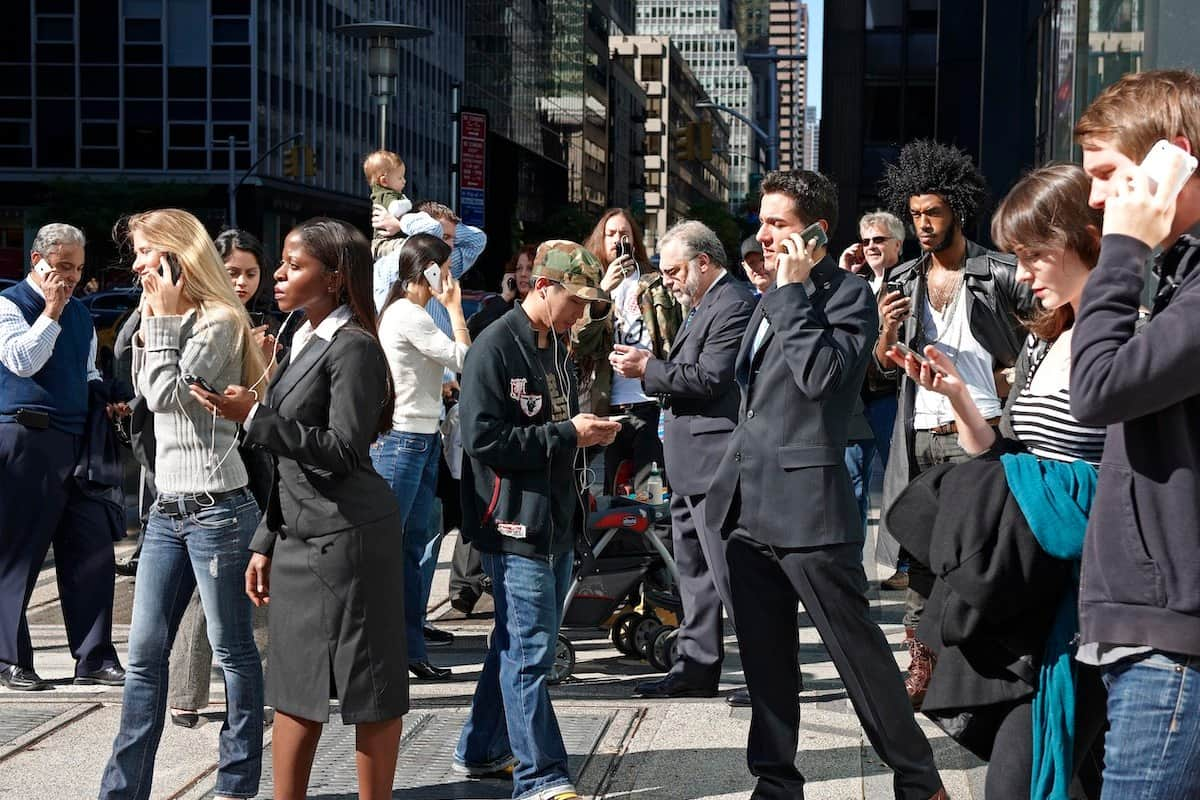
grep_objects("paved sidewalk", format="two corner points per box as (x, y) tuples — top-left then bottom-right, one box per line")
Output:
(0, 514), (987, 799)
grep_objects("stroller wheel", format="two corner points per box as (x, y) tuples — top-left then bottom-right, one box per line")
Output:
(548, 634), (575, 685)
(633, 617), (664, 660)
(649, 626), (679, 672)
(611, 611), (643, 657)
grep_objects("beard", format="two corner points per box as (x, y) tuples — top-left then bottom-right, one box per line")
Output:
(925, 217), (960, 253)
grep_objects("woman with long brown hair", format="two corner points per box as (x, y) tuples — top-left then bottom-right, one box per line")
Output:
(99, 209), (268, 800)
(190, 218), (406, 799)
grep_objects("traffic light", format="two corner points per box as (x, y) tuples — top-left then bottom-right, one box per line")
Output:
(695, 121), (713, 161)
(673, 124), (695, 162)
(304, 145), (317, 177)
(282, 145), (298, 178)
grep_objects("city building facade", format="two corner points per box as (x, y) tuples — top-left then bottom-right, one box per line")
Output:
(803, 104), (820, 170)
(0, 0), (465, 279)
(770, 1), (807, 170)
(637, 0), (756, 204)
(612, 35), (730, 253)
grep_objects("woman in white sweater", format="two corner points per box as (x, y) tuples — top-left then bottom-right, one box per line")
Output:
(372, 233), (470, 680)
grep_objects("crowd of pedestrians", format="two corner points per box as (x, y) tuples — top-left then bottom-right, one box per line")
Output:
(0, 67), (1198, 800)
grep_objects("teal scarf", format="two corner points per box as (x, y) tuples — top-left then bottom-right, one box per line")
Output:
(1001, 453), (1096, 800)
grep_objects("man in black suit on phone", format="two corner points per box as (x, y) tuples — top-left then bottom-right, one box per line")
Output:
(608, 220), (755, 699)
(706, 172), (946, 800)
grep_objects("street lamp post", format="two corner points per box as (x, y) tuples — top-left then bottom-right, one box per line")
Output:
(335, 21), (433, 149)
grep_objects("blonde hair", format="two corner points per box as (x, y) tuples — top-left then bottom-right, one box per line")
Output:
(124, 209), (268, 389)
(362, 149), (404, 187)
(1075, 69), (1200, 161)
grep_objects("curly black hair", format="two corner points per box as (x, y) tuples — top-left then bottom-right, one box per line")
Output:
(878, 140), (988, 227)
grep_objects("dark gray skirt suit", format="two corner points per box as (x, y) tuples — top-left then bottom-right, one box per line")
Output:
(245, 319), (406, 724)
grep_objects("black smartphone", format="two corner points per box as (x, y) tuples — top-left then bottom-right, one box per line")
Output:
(799, 222), (828, 250)
(182, 372), (218, 394)
(615, 236), (632, 260)
(14, 408), (50, 430)
(160, 252), (182, 284)
(885, 280), (906, 297)
(248, 311), (267, 327)
(504, 275), (517, 292)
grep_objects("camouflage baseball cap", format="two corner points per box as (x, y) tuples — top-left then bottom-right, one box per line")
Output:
(532, 240), (610, 303)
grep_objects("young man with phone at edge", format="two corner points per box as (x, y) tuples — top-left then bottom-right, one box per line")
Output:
(1069, 69), (1200, 798)
(0, 223), (125, 691)
(874, 140), (1035, 710)
(704, 170), (948, 800)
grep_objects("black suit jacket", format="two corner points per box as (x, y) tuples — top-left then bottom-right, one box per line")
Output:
(706, 257), (879, 548)
(247, 321), (399, 554)
(642, 273), (755, 496)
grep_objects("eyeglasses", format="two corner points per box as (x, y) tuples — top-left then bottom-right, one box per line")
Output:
(860, 236), (893, 247)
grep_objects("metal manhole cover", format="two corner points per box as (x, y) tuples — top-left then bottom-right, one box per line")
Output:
(203, 709), (613, 799)
(0, 705), (75, 745)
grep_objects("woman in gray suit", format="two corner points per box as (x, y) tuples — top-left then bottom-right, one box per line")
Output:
(191, 218), (406, 800)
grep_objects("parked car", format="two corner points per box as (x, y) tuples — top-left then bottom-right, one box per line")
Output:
(81, 288), (141, 378)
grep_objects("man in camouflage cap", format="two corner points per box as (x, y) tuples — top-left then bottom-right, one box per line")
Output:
(453, 239), (618, 800)
(531, 239), (611, 303)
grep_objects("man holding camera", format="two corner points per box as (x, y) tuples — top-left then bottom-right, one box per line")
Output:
(875, 141), (1033, 709)
(0, 223), (123, 690)
(608, 220), (755, 700)
(707, 171), (946, 800)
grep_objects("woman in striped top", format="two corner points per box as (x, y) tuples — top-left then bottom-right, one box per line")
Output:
(885, 163), (1109, 799)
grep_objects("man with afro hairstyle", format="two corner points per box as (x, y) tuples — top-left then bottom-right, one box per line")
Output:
(874, 140), (1034, 709)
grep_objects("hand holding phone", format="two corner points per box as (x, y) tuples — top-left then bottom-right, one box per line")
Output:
(889, 342), (947, 376)
(616, 235), (633, 260)
(423, 262), (443, 294)
(799, 221), (829, 250)
(182, 372), (218, 394)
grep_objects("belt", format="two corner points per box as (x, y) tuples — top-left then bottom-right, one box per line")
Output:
(156, 488), (249, 518)
(925, 417), (1001, 436)
(610, 401), (658, 413)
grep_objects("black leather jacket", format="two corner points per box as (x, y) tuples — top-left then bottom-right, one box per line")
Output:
(878, 239), (1035, 548)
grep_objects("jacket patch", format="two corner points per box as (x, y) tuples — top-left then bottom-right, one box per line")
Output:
(497, 521), (527, 539)
(509, 378), (544, 417)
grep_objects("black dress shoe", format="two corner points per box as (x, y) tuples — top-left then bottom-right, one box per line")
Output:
(409, 661), (452, 680)
(74, 664), (126, 686)
(114, 558), (139, 577)
(170, 710), (201, 728)
(633, 672), (717, 699)
(449, 593), (478, 615)
(423, 625), (455, 647)
(725, 686), (751, 707)
(0, 664), (50, 691)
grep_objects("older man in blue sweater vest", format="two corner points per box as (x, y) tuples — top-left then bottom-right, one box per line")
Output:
(0, 223), (123, 690)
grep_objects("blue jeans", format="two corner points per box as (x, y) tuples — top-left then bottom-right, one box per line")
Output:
(456, 551), (574, 799)
(99, 490), (263, 800)
(370, 430), (441, 662)
(1100, 650), (1200, 799)
(844, 393), (898, 533)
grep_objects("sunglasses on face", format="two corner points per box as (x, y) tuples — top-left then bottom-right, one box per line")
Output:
(860, 236), (892, 247)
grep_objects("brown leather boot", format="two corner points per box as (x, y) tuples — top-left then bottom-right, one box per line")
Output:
(904, 626), (937, 709)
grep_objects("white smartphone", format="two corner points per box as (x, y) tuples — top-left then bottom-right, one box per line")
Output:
(606, 414), (632, 424)
(423, 262), (443, 293)
(1140, 139), (1198, 199)
(34, 259), (53, 276)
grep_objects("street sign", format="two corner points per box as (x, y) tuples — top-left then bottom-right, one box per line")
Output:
(459, 111), (487, 227)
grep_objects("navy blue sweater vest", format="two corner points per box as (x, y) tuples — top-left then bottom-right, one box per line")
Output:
(0, 280), (92, 434)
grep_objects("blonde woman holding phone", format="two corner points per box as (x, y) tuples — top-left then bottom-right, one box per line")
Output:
(100, 209), (267, 800)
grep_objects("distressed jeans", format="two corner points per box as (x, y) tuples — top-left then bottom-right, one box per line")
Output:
(99, 490), (263, 800)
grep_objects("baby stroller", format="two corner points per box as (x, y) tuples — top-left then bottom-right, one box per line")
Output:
(549, 495), (683, 683)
